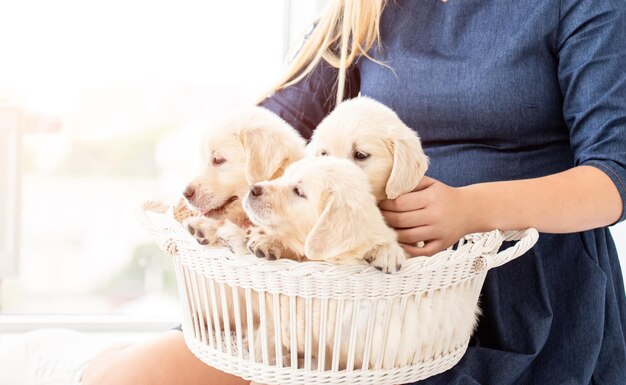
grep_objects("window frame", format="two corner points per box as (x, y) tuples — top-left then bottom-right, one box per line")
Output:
(0, 314), (179, 333)
(0, 104), (21, 280)
(0, 0), (327, 331)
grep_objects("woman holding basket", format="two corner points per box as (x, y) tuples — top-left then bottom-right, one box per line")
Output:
(82, 1), (626, 384)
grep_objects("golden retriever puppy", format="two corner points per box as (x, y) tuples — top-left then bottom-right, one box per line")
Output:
(182, 107), (306, 253)
(242, 156), (406, 366)
(241, 157), (477, 369)
(248, 97), (429, 261)
(302, 99), (479, 369)
(306, 96), (429, 201)
(180, 107), (305, 335)
(243, 156), (405, 271)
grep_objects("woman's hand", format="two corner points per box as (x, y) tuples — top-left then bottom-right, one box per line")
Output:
(380, 166), (623, 257)
(379, 176), (477, 257)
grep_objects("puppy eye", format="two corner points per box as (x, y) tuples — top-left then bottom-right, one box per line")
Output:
(319, 150), (328, 156)
(212, 157), (226, 166)
(293, 186), (306, 198)
(353, 151), (370, 161)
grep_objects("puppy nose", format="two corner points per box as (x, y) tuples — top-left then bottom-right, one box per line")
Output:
(183, 185), (195, 200)
(250, 185), (263, 197)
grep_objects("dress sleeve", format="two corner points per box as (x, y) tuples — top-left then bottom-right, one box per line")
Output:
(258, 59), (360, 140)
(558, 0), (626, 223)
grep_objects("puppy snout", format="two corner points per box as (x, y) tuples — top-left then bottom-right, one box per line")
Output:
(183, 185), (195, 200)
(250, 185), (263, 197)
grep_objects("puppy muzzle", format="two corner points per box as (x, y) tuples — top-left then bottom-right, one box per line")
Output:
(243, 185), (269, 225)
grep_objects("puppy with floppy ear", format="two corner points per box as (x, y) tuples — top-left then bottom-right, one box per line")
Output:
(306, 96), (429, 202)
(180, 108), (305, 337)
(243, 156), (406, 367)
(303, 189), (402, 270)
(302, 99), (480, 368)
(244, 156), (405, 271)
(248, 98), (429, 261)
(241, 128), (296, 185)
(182, 107), (306, 251)
(242, 157), (478, 370)
(384, 123), (428, 199)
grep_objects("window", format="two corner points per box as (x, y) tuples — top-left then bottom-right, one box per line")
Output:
(0, 0), (328, 320)
(2, 0), (625, 323)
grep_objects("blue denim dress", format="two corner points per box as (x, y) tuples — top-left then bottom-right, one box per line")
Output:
(260, 0), (626, 383)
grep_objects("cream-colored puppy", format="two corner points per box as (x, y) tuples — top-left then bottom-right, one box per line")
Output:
(244, 156), (405, 271)
(302, 99), (479, 369)
(246, 97), (428, 260)
(247, 97), (428, 261)
(242, 157), (477, 369)
(183, 107), (306, 252)
(242, 156), (405, 367)
(180, 107), (305, 335)
(306, 96), (429, 202)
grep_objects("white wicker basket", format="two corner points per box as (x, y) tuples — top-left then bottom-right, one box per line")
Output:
(138, 207), (538, 385)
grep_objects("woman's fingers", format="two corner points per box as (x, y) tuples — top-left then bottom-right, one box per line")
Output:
(377, 176), (456, 257)
(379, 191), (428, 212)
(382, 209), (430, 228)
(395, 226), (436, 244)
(379, 177), (437, 212)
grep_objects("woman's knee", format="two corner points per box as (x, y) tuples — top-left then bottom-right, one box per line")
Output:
(80, 347), (146, 385)
(81, 331), (249, 385)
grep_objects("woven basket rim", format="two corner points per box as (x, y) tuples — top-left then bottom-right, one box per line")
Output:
(166, 224), (503, 273)
(139, 206), (538, 298)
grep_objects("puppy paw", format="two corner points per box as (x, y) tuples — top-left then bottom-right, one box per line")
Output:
(365, 242), (407, 273)
(246, 227), (282, 260)
(215, 220), (248, 255)
(183, 216), (221, 247)
(245, 227), (303, 261)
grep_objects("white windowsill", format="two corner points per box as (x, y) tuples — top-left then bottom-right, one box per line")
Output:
(0, 315), (180, 333)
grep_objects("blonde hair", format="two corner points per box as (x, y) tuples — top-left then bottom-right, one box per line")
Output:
(272, 0), (387, 105)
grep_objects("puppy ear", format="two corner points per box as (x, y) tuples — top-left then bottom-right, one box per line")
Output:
(304, 191), (369, 261)
(241, 129), (288, 184)
(385, 131), (429, 199)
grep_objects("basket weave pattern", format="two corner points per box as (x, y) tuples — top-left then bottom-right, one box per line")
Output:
(139, 208), (538, 385)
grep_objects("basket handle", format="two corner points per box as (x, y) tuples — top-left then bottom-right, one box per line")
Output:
(135, 200), (198, 257)
(135, 200), (172, 236)
(487, 228), (539, 269)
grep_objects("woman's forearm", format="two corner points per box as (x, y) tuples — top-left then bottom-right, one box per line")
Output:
(463, 165), (624, 234)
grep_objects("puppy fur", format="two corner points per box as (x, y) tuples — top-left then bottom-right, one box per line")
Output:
(247, 97), (429, 261)
(242, 156), (406, 366)
(244, 156), (405, 271)
(182, 107), (305, 333)
(183, 106), (306, 252)
(242, 156), (478, 369)
(306, 96), (429, 201)
(302, 98), (479, 369)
